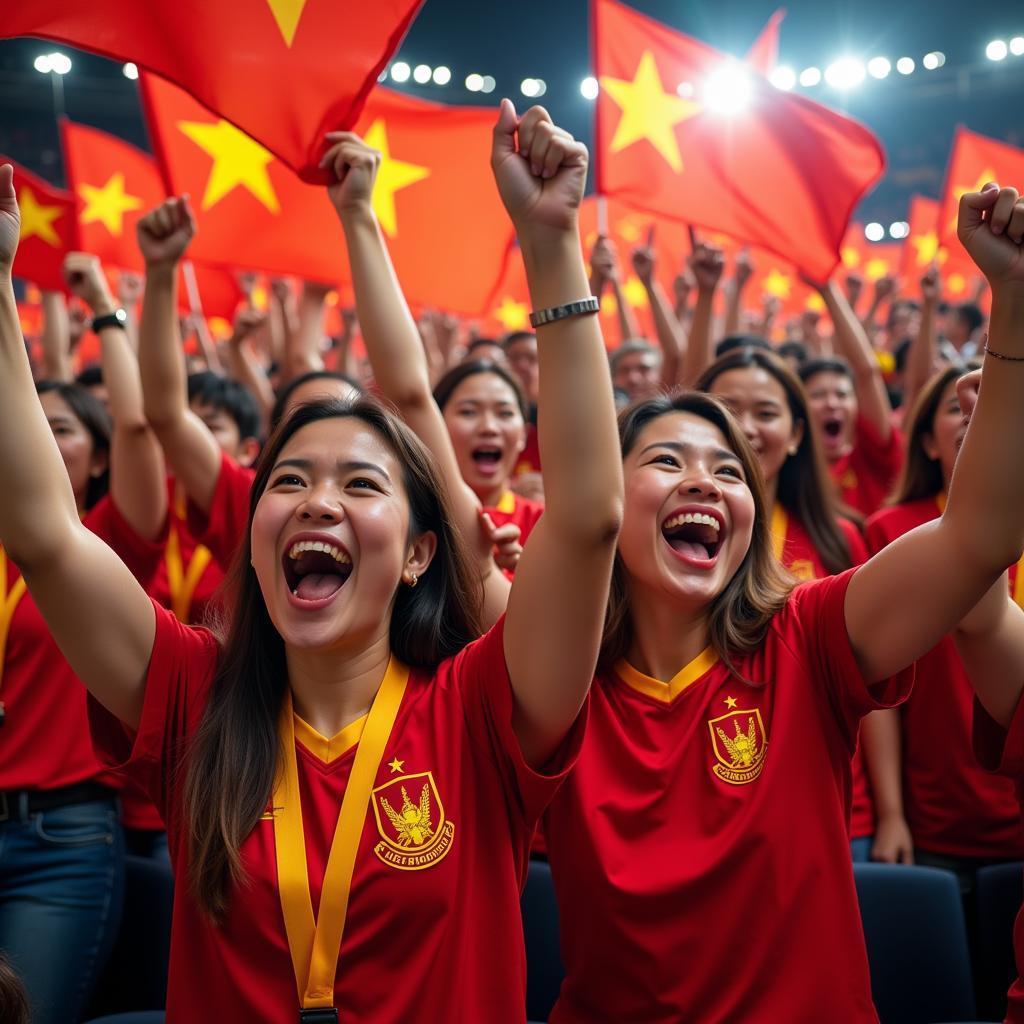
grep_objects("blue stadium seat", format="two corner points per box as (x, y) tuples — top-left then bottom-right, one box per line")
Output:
(976, 861), (1023, 1021)
(521, 859), (564, 1024)
(84, 1015), (165, 1024)
(854, 862), (976, 1024)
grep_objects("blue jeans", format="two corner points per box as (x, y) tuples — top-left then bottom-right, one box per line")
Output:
(0, 797), (125, 1024)
(850, 836), (873, 862)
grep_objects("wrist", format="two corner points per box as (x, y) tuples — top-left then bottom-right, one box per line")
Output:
(337, 200), (376, 229)
(145, 259), (178, 280)
(90, 294), (118, 319)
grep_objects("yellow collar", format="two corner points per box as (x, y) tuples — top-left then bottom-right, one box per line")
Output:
(615, 647), (719, 703)
(293, 710), (367, 764)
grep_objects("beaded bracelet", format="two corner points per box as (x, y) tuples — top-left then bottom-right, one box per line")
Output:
(984, 344), (1024, 362)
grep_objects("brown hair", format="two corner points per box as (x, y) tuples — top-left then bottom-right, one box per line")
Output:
(182, 397), (483, 919)
(697, 347), (861, 574)
(888, 364), (968, 506)
(602, 391), (794, 674)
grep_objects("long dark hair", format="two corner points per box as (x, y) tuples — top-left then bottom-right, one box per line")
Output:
(182, 397), (483, 919)
(888, 364), (968, 506)
(697, 348), (859, 575)
(602, 391), (794, 673)
(432, 359), (529, 419)
(36, 380), (111, 510)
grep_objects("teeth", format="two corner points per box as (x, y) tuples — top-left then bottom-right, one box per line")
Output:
(287, 540), (351, 564)
(662, 512), (721, 532)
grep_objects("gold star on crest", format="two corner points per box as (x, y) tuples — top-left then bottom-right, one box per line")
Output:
(494, 296), (529, 332)
(388, 756), (405, 774)
(363, 119), (430, 239)
(78, 173), (143, 236)
(724, 695), (738, 709)
(178, 119), (280, 213)
(600, 51), (700, 174)
(18, 186), (63, 247)
(266, 0), (308, 47)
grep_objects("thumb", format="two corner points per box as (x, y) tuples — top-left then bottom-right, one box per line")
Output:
(491, 98), (519, 158)
(959, 181), (1000, 230)
(0, 164), (13, 200)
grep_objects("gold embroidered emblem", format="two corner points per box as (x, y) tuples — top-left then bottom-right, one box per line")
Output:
(788, 558), (815, 581)
(371, 771), (455, 871)
(708, 707), (768, 785)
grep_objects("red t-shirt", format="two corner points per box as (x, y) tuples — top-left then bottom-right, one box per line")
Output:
(512, 422), (541, 479)
(830, 415), (903, 517)
(0, 498), (163, 791)
(544, 570), (913, 1024)
(866, 497), (1024, 858)
(185, 451), (256, 573)
(88, 604), (583, 1021)
(974, 696), (1024, 1023)
(485, 490), (544, 549)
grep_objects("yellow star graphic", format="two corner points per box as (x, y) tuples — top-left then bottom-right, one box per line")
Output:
(178, 119), (280, 214)
(947, 272), (967, 296)
(864, 258), (890, 282)
(805, 292), (826, 313)
(78, 173), (143, 236)
(363, 119), (430, 239)
(840, 246), (861, 269)
(387, 757), (405, 774)
(600, 51), (700, 174)
(910, 231), (945, 267)
(494, 296), (530, 332)
(763, 268), (792, 299)
(621, 275), (650, 309)
(724, 695), (738, 709)
(18, 186), (63, 247)
(266, 0), (308, 47)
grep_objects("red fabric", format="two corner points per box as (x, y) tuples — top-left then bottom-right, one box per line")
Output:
(866, 498), (1024, 858)
(545, 569), (912, 1023)
(973, 696), (1024, 1023)
(185, 451), (255, 573)
(593, 0), (885, 280)
(513, 423), (542, 479)
(900, 196), (978, 304)
(744, 9), (785, 76)
(2, 156), (76, 291)
(485, 493), (544, 549)
(830, 415), (903, 517)
(0, 498), (163, 791)
(2, 1), (422, 182)
(88, 606), (583, 1021)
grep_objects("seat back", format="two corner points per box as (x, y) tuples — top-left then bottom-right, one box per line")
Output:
(976, 861), (1023, 1021)
(854, 863), (976, 1024)
(521, 860), (564, 1024)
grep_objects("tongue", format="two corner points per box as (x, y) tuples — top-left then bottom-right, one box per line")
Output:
(669, 538), (710, 559)
(295, 573), (344, 601)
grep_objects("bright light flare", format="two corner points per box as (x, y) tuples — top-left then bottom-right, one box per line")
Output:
(390, 61), (411, 83)
(865, 223), (885, 242)
(867, 57), (891, 79)
(123, 62), (139, 80)
(432, 66), (451, 85)
(769, 66), (796, 90)
(799, 66), (822, 87)
(896, 57), (915, 75)
(824, 57), (865, 90)
(703, 64), (753, 115)
(412, 64), (432, 84)
(889, 221), (909, 239)
(986, 40), (1008, 61)
(580, 76), (599, 100)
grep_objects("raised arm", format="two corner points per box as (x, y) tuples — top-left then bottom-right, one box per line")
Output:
(845, 184), (1024, 682)
(64, 252), (166, 541)
(321, 132), (511, 628)
(590, 236), (639, 344)
(632, 233), (685, 388)
(723, 250), (754, 338)
(490, 102), (623, 767)
(0, 165), (153, 728)
(287, 281), (330, 380)
(39, 290), (71, 381)
(901, 265), (941, 413)
(819, 278), (893, 443)
(679, 242), (724, 386)
(136, 197), (223, 513)
(224, 307), (274, 428)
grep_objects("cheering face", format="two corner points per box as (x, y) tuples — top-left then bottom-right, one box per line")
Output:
(612, 350), (661, 402)
(922, 379), (968, 486)
(40, 390), (107, 505)
(251, 417), (428, 651)
(442, 372), (526, 501)
(618, 411), (755, 608)
(804, 370), (857, 462)
(707, 366), (803, 490)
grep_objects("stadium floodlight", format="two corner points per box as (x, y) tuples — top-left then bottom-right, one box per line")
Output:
(49, 53), (72, 75)
(865, 223), (885, 242)
(986, 40), (1008, 61)
(465, 73), (483, 92)
(889, 221), (909, 239)
(704, 64), (753, 115)
(922, 52), (945, 70)
(799, 66), (822, 87)
(413, 64), (432, 84)
(769, 66), (796, 90)
(390, 61), (411, 83)
(896, 57), (915, 75)
(867, 57), (891, 79)
(580, 76), (599, 100)
(825, 58), (865, 90)
(432, 66), (451, 85)
(1011, 37), (1024, 56)
(123, 62), (139, 80)
(480, 76), (496, 94)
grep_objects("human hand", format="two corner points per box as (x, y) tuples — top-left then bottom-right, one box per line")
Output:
(63, 253), (117, 316)
(490, 99), (588, 243)
(117, 270), (142, 308)
(919, 264), (941, 303)
(734, 249), (754, 290)
(688, 242), (725, 292)
(320, 131), (380, 219)
(0, 164), (20, 270)
(873, 273), (898, 302)
(956, 366), (982, 424)
(631, 225), (656, 286)
(228, 308), (267, 347)
(590, 235), (620, 285)
(957, 182), (1024, 291)
(136, 196), (195, 268)
(479, 511), (523, 575)
(870, 814), (914, 864)
(844, 271), (864, 308)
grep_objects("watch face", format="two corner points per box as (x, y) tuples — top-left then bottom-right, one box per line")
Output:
(115, 308), (128, 324)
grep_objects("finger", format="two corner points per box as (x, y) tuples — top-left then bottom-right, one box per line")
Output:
(958, 183), (1001, 241)
(687, 224), (699, 251)
(989, 186), (1020, 235)
(490, 523), (522, 543)
(541, 131), (570, 180)
(478, 510), (497, 539)
(1006, 200), (1024, 245)
(491, 98), (519, 165)
(646, 223), (656, 248)
(527, 122), (554, 178)
(0, 164), (13, 200)
(516, 105), (552, 160)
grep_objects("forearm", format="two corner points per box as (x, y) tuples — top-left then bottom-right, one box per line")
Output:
(288, 283), (329, 380)
(612, 278), (640, 343)
(860, 709), (906, 820)
(40, 291), (71, 381)
(681, 287), (715, 386)
(647, 280), (684, 388)
(723, 282), (745, 338)
(226, 342), (274, 425)
(139, 263), (188, 431)
(903, 296), (937, 412)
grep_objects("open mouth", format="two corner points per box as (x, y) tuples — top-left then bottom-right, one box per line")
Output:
(282, 539), (353, 604)
(823, 417), (843, 439)
(661, 511), (724, 562)
(471, 445), (503, 474)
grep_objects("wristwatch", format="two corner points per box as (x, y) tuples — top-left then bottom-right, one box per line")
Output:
(91, 308), (128, 332)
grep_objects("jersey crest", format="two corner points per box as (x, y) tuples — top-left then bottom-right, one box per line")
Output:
(371, 770), (455, 871)
(708, 707), (768, 785)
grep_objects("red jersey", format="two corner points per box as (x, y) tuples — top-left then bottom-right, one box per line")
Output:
(830, 415), (903, 517)
(866, 497), (1024, 858)
(185, 451), (256, 572)
(974, 697), (1024, 1023)
(0, 498), (162, 791)
(512, 421), (541, 479)
(88, 604), (582, 1021)
(544, 570), (913, 1024)
(485, 490), (544, 549)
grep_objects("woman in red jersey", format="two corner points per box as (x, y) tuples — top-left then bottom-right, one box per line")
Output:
(0, 98), (623, 1023)
(542, 182), (1024, 1024)
(695, 347), (880, 855)
(0, 251), (166, 1024)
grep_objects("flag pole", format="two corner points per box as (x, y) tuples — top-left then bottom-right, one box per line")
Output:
(182, 260), (222, 372)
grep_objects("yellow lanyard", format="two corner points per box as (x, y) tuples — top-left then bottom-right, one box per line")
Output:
(494, 490), (516, 515)
(0, 548), (28, 718)
(164, 494), (212, 623)
(769, 503), (788, 563)
(273, 659), (409, 1010)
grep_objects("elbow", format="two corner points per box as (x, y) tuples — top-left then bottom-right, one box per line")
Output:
(551, 495), (623, 549)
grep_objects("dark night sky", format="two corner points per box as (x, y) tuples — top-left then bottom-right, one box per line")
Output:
(1, 0), (1023, 226)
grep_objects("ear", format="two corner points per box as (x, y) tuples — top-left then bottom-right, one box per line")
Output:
(89, 445), (110, 479)
(403, 529), (438, 585)
(238, 437), (262, 468)
(920, 431), (940, 462)
(788, 418), (805, 455)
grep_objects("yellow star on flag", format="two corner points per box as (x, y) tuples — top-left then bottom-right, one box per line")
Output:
(910, 231), (946, 267)
(622, 275), (650, 309)
(805, 292), (826, 313)
(178, 119), (280, 214)
(840, 246), (861, 269)
(600, 51), (700, 174)
(18, 186), (63, 246)
(947, 272), (967, 296)
(388, 757), (405, 774)
(617, 218), (644, 244)
(266, 0), (308, 47)
(494, 296), (530, 332)
(864, 258), (890, 282)
(724, 696), (738, 709)
(763, 268), (792, 299)
(363, 119), (430, 239)
(78, 173), (143, 236)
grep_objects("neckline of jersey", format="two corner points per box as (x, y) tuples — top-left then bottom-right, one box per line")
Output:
(614, 646), (720, 704)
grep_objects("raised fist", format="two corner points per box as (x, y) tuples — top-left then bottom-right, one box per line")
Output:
(590, 235), (620, 285)
(0, 165), (20, 269)
(63, 252), (116, 315)
(957, 183), (1024, 289)
(229, 307), (267, 346)
(321, 131), (381, 219)
(688, 243), (725, 292)
(631, 240), (655, 287)
(919, 264), (941, 303)
(734, 249), (754, 289)
(136, 196), (195, 267)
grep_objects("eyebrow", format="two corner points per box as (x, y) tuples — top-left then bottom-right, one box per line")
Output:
(639, 440), (741, 464)
(272, 457), (392, 482)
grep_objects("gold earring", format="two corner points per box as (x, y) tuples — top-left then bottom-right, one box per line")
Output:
(788, 445), (798, 456)
(407, 572), (419, 588)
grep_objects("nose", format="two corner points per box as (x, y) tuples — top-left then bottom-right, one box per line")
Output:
(677, 464), (721, 500)
(737, 412), (759, 445)
(297, 482), (343, 522)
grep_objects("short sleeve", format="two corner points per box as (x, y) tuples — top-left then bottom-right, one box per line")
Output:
(447, 617), (587, 828)
(974, 693), (1024, 779)
(783, 569), (914, 748)
(184, 451), (254, 571)
(85, 496), (167, 586)
(87, 598), (218, 825)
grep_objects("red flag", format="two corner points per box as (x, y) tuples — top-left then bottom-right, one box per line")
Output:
(1, 0), (422, 182)
(593, 0), (884, 280)
(745, 9), (786, 76)
(143, 74), (513, 315)
(2, 156), (77, 291)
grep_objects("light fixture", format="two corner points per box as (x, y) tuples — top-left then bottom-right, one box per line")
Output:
(769, 66), (796, 90)
(33, 55), (53, 74)
(580, 76), (599, 100)
(896, 57), (915, 75)
(824, 57), (866, 89)
(1011, 37), (1024, 56)
(922, 51), (945, 69)
(521, 78), (540, 98)
(465, 73), (483, 92)
(390, 61), (411, 83)
(704, 64), (753, 115)
(986, 40), (1008, 61)
(432, 65), (451, 85)
(865, 223), (885, 242)
(799, 66), (822, 87)
(48, 52), (72, 75)
(480, 75), (496, 94)
(867, 57), (891, 79)
(123, 62), (139, 80)
(412, 63), (432, 84)
(889, 221), (909, 239)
